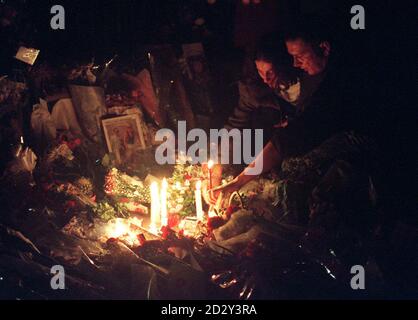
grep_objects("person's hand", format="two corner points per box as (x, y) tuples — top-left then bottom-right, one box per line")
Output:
(208, 176), (245, 205)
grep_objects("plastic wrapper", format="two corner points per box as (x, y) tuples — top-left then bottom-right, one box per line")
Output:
(181, 43), (214, 117)
(146, 45), (196, 129)
(68, 63), (97, 85)
(30, 98), (56, 142)
(130, 69), (164, 127)
(68, 85), (107, 143)
(50, 98), (83, 134)
(8, 145), (37, 181)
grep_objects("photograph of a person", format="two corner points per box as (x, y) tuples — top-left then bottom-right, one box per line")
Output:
(102, 114), (146, 165)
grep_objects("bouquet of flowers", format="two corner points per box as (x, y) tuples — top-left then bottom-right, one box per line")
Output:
(104, 167), (150, 203)
(167, 163), (205, 217)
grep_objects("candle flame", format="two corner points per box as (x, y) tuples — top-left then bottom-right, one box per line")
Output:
(105, 217), (144, 246)
(208, 160), (214, 169)
(109, 219), (127, 238)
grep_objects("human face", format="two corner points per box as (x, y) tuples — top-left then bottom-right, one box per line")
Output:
(286, 38), (329, 75)
(255, 60), (279, 89)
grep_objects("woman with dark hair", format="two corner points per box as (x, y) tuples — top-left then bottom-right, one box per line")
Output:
(253, 36), (300, 105)
(224, 33), (319, 148)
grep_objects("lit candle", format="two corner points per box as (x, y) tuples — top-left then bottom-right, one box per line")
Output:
(195, 180), (204, 221)
(160, 178), (168, 227)
(150, 182), (160, 231)
(208, 160), (214, 189)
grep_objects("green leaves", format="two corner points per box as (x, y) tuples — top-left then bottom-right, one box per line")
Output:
(93, 200), (129, 221)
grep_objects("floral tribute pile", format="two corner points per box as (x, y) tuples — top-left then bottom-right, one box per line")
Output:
(1, 132), (366, 300)
(103, 163), (207, 219)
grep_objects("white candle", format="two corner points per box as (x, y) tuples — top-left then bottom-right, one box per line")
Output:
(150, 182), (160, 231)
(208, 160), (214, 189)
(195, 180), (204, 221)
(160, 178), (168, 227)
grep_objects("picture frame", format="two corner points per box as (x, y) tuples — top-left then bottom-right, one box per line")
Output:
(102, 114), (147, 165)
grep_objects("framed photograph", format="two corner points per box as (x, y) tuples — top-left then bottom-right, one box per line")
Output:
(102, 114), (147, 165)
(14, 46), (40, 65)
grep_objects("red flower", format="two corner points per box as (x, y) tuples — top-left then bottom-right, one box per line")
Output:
(67, 200), (76, 207)
(226, 205), (239, 219)
(168, 214), (180, 228)
(137, 234), (146, 246)
(64, 200), (77, 211)
(161, 226), (170, 240)
(67, 141), (76, 150)
(64, 138), (81, 150)
(119, 197), (130, 203)
(184, 174), (192, 180)
(240, 239), (262, 259)
(104, 182), (114, 194)
(160, 226), (176, 240)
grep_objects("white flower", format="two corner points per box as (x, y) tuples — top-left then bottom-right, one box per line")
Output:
(56, 144), (74, 161)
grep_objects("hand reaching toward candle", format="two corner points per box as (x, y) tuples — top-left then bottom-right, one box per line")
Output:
(208, 174), (252, 205)
(201, 163), (223, 205)
(202, 162), (223, 188)
(208, 141), (283, 204)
